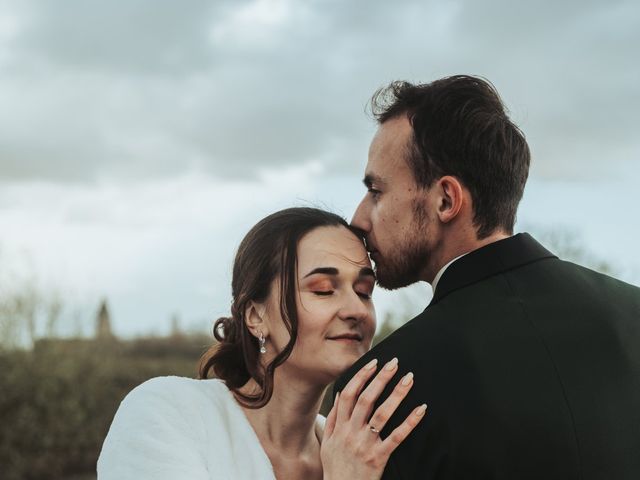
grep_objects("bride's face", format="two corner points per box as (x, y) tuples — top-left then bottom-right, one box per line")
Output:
(266, 225), (377, 385)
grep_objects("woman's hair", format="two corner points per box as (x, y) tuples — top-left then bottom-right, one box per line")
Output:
(199, 207), (353, 408)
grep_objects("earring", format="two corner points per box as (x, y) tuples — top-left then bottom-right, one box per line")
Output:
(258, 331), (267, 354)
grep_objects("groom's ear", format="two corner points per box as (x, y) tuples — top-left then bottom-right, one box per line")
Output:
(436, 175), (466, 224)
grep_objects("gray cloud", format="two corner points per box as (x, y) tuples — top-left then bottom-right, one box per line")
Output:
(0, 0), (638, 182)
(13, 0), (222, 74)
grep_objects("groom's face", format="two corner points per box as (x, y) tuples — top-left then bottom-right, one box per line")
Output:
(351, 116), (436, 290)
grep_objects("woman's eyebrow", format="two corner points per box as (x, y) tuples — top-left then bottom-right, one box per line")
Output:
(304, 267), (338, 278)
(303, 266), (376, 279)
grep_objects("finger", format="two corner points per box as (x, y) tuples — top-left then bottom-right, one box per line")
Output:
(335, 358), (378, 426)
(366, 370), (414, 432)
(324, 391), (339, 438)
(378, 404), (427, 458)
(350, 357), (400, 426)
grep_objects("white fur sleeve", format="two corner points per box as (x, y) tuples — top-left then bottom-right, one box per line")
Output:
(97, 377), (211, 480)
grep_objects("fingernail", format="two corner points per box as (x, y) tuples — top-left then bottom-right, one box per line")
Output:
(401, 372), (414, 386)
(415, 404), (427, 417)
(334, 392), (339, 405)
(364, 358), (378, 370)
(384, 357), (398, 371)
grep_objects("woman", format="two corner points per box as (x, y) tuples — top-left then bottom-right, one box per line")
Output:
(98, 207), (426, 479)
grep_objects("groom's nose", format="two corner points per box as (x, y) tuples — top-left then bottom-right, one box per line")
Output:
(351, 197), (371, 234)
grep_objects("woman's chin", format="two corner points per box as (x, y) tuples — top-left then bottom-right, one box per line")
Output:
(330, 353), (366, 377)
(293, 349), (370, 385)
(326, 338), (369, 357)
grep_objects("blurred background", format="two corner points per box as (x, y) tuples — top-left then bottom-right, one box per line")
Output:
(0, 0), (638, 478)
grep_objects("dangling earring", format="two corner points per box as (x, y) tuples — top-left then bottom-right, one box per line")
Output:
(258, 331), (267, 354)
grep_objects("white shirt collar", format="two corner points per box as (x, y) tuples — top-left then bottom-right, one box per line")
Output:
(430, 235), (515, 294)
(431, 253), (468, 294)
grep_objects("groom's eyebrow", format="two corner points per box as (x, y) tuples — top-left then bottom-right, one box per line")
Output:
(363, 174), (383, 188)
(359, 267), (376, 279)
(304, 267), (376, 279)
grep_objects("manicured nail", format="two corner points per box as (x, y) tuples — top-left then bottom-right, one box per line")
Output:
(385, 357), (398, 371)
(415, 404), (427, 416)
(364, 358), (378, 370)
(401, 372), (414, 386)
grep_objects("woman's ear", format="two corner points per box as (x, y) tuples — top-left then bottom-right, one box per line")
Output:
(244, 301), (268, 339)
(436, 175), (465, 224)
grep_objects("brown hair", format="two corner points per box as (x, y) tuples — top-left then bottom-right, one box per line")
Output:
(370, 75), (530, 239)
(199, 207), (351, 408)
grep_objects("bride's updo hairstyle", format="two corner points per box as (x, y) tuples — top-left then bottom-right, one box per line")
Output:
(199, 207), (353, 408)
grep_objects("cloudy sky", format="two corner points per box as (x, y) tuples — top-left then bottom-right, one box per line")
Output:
(0, 0), (638, 337)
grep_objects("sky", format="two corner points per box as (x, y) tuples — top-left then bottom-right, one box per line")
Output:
(0, 0), (638, 338)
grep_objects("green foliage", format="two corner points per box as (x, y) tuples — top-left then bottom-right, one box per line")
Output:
(0, 335), (211, 480)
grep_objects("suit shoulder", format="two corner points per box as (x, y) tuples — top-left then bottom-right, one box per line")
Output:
(558, 260), (640, 295)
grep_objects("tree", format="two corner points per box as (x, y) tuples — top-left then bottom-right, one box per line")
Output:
(0, 247), (41, 350)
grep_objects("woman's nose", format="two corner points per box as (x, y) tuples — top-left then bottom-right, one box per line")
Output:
(337, 292), (371, 323)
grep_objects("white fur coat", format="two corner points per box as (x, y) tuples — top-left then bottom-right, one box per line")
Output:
(98, 376), (324, 479)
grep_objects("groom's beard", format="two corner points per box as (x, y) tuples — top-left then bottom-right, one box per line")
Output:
(374, 201), (430, 290)
(374, 237), (429, 290)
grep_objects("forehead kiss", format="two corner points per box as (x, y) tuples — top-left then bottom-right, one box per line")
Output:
(297, 226), (376, 291)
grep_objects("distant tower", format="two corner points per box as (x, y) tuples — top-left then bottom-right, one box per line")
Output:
(96, 299), (115, 340)
(170, 313), (183, 339)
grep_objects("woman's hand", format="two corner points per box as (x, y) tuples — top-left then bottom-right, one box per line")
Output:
(320, 358), (427, 480)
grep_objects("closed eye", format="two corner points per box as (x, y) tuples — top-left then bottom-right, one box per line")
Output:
(356, 291), (372, 300)
(313, 290), (334, 296)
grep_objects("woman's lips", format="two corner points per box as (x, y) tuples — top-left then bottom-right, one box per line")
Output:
(327, 334), (363, 343)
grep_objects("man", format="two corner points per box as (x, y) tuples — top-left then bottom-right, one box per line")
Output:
(334, 75), (640, 479)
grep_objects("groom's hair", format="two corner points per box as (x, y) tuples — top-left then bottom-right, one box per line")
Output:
(370, 75), (530, 239)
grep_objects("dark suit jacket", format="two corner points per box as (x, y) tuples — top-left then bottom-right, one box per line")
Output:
(334, 233), (640, 479)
